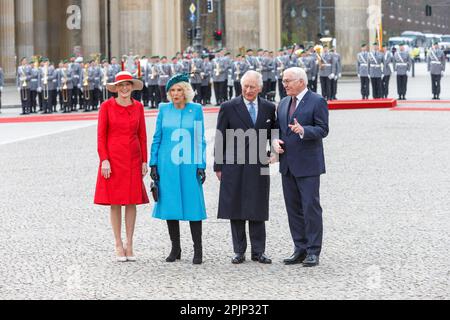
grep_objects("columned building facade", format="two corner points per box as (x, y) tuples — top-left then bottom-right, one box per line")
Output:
(1, 0), (448, 79)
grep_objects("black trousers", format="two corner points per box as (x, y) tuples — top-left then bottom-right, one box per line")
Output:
(30, 90), (37, 112)
(310, 76), (318, 93)
(230, 220), (266, 255)
(281, 172), (323, 256)
(192, 83), (202, 104)
(330, 79), (338, 100)
(382, 75), (391, 98)
(148, 85), (160, 107)
(62, 89), (73, 112)
(159, 86), (168, 103)
(431, 74), (442, 95)
(320, 77), (331, 100)
(42, 90), (55, 113)
(38, 92), (43, 111)
(371, 77), (383, 99)
(142, 85), (149, 105)
(228, 85), (234, 100)
(20, 88), (31, 113)
(278, 79), (287, 99)
(82, 90), (93, 110)
(201, 85), (211, 105)
(397, 75), (408, 96)
(262, 80), (271, 99)
(360, 77), (370, 98)
(167, 220), (202, 248)
(234, 81), (242, 98)
(132, 89), (142, 103)
(0, 90), (2, 111)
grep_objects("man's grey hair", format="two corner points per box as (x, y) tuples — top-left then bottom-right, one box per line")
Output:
(284, 67), (309, 86)
(241, 70), (263, 88)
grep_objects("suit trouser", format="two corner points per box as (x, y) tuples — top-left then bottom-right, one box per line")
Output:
(234, 82), (242, 98)
(38, 92), (43, 111)
(397, 75), (408, 96)
(320, 77), (331, 99)
(231, 220), (266, 255)
(30, 90), (37, 112)
(72, 87), (81, 109)
(330, 79), (338, 99)
(281, 171), (323, 256)
(382, 75), (390, 98)
(360, 77), (370, 98)
(42, 90), (54, 113)
(201, 85), (211, 105)
(431, 74), (442, 95)
(213, 82), (222, 104)
(20, 89), (31, 113)
(148, 85), (160, 107)
(371, 77), (383, 99)
(62, 89), (73, 112)
(221, 81), (228, 102)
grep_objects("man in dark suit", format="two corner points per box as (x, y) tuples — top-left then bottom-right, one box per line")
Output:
(273, 67), (329, 267)
(214, 70), (277, 265)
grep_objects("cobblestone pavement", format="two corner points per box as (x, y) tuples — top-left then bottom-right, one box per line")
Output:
(0, 105), (449, 300)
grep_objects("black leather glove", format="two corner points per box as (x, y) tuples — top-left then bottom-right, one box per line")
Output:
(197, 169), (206, 185)
(150, 166), (160, 181)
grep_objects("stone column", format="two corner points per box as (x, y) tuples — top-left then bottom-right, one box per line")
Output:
(151, 0), (181, 57)
(335, 0), (382, 74)
(81, 0), (101, 56)
(109, 0), (120, 59)
(15, 0), (34, 60)
(225, 0), (259, 54)
(0, 0), (16, 79)
(34, 0), (48, 57)
(119, 0), (152, 56)
(259, 0), (281, 52)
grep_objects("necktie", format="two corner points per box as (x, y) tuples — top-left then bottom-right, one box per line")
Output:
(249, 102), (257, 125)
(289, 97), (298, 119)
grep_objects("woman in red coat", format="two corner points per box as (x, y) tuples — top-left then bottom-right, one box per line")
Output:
(94, 71), (149, 262)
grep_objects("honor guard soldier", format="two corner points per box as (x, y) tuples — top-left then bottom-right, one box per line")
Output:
(146, 56), (160, 108)
(38, 58), (57, 113)
(382, 43), (394, 98)
(245, 48), (258, 72)
(139, 56), (150, 107)
(71, 56), (83, 110)
(80, 61), (94, 112)
(330, 47), (342, 100)
(109, 57), (121, 99)
(201, 54), (213, 106)
(17, 57), (32, 115)
(130, 56), (143, 103)
(261, 50), (274, 99)
(0, 67), (4, 113)
(318, 45), (336, 101)
(157, 56), (172, 103)
(99, 59), (111, 104)
(92, 60), (102, 110)
(275, 49), (287, 99)
(58, 60), (74, 113)
(269, 51), (277, 101)
(368, 42), (384, 99)
(189, 51), (204, 104)
(29, 59), (41, 113)
(212, 51), (227, 105)
(357, 44), (370, 99)
(427, 41), (446, 100)
(394, 43), (412, 100)
(232, 54), (249, 98)
(55, 60), (63, 111)
(222, 50), (233, 101)
(308, 46), (319, 92)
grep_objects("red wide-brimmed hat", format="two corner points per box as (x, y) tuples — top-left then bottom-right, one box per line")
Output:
(106, 71), (143, 93)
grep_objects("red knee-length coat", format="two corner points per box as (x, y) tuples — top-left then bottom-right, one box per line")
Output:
(94, 98), (149, 206)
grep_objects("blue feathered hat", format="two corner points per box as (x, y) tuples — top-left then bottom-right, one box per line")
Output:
(166, 73), (190, 92)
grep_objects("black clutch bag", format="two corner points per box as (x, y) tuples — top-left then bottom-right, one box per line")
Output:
(150, 182), (159, 202)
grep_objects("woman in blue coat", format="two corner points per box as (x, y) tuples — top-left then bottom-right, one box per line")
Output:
(149, 74), (207, 264)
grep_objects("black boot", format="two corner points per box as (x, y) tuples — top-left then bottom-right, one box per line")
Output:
(166, 220), (181, 262)
(190, 221), (203, 265)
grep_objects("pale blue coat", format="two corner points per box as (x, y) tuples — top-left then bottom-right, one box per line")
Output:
(150, 102), (207, 221)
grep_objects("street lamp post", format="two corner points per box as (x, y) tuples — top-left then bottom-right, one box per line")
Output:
(193, 0), (203, 53)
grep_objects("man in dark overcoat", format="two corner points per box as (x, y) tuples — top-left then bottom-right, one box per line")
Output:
(214, 70), (276, 264)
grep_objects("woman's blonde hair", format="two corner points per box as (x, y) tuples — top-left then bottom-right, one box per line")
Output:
(167, 81), (195, 103)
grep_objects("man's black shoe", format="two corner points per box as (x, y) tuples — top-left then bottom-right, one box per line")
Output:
(231, 254), (245, 264)
(303, 254), (320, 267)
(283, 251), (307, 265)
(251, 253), (272, 264)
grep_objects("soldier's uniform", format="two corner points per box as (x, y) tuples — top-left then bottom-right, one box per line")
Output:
(394, 45), (412, 100)
(109, 59), (121, 99)
(29, 63), (40, 113)
(212, 54), (228, 105)
(232, 56), (249, 98)
(99, 62), (111, 105)
(357, 45), (370, 99)
(145, 57), (161, 108)
(157, 57), (172, 103)
(80, 64), (95, 111)
(318, 47), (336, 101)
(70, 58), (83, 110)
(308, 47), (319, 93)
(130, 59), (143, 103)
(0, 67), (4, 112)
(201, 56), (213, 105)
(368, 45), (384, 99)
(382, 45), (394, 98)
(189, 56), (204, 104)
(261, 52), (274, 99)
(17, 62), (32, 114)
(330, 48), (341, 100)
(427, 43), (446, 100)
(58, 64), (74, 113)
(39, 60), (57, 113)
(275, 50), (287, 99)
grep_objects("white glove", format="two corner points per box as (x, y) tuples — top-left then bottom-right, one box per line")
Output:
(145, 82), (149, 87)
(312, 76), (316, 81)
(78, 84), (81, 89)
(381, 75), (384, 80)
(37, 87), (42, 93)
(57, 87), (60, 92)
(368, 75), (371, 79)
(441, 71), (445, 77)
(80, 87), (83, 92)
(17, 87), (21, 92)
(339, 73), (342, 78)
(334, 75), (338, 80)
(328, 73), (335, 80)
(357, 74), (360, 78)
(0, 86), (3, 92)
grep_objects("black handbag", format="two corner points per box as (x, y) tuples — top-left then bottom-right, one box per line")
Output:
(150, 182), (159, 202)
